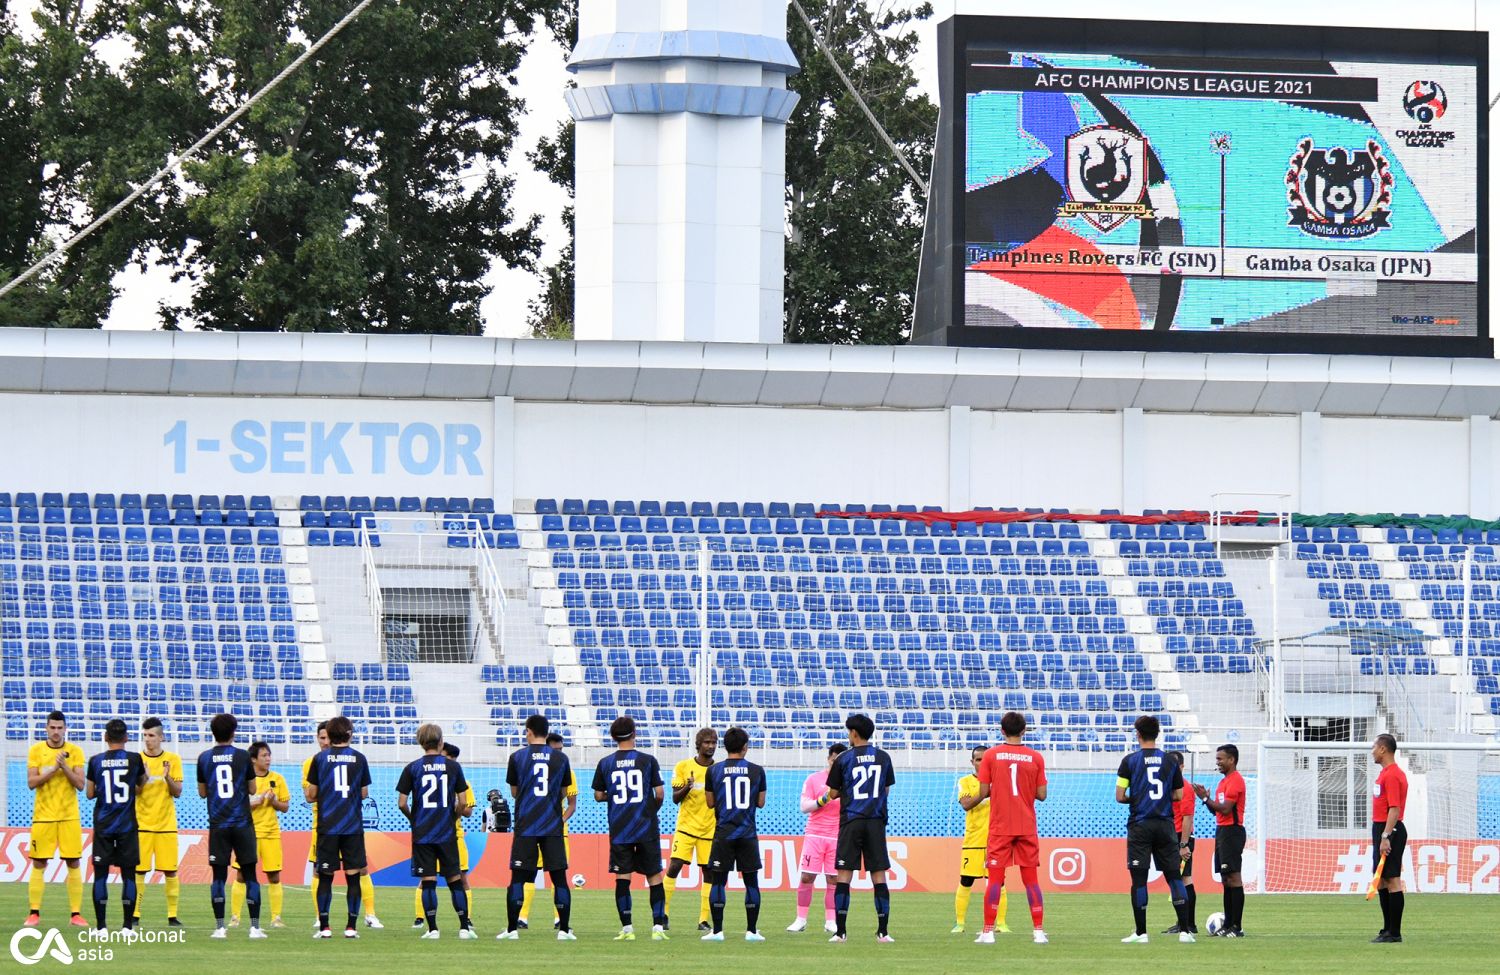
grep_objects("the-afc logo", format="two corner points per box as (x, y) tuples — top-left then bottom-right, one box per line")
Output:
(1049, 848), (1087, 886)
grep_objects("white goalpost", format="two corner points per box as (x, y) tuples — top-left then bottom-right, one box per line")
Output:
(1256, 740), (1500, 895)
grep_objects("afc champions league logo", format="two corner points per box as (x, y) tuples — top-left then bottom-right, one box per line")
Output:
(1286, 137), (1392, 239)
(1060, 125), (1152, 232)
(1397, 81), (1456, 148)
(1402, 81), (1447, 123)
(10, 928), (73, 966)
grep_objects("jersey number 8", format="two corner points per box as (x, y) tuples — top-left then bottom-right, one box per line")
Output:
(214, 763), (235, 800)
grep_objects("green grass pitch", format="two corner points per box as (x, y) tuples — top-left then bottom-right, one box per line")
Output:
(3, 884), (1491, 974)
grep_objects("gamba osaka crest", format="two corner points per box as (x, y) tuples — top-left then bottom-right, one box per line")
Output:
(1060, 126), (1152, 232)
(1286, 137), (1392, 239)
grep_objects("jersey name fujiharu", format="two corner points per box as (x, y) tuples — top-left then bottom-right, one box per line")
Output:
(826, 744), (896, 822)
(592, 749), (663, 844)
(506, 746), (571, 837)
(195, 745), (254, 828)
(706, 758), (767, 841)
(397, 754), (469, 846)
(87, 751), (146, 836)
(1117, 748), (1183, 825)
(306, 745), (372, 835)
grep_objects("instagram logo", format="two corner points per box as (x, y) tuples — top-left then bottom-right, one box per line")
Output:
(1049, 848), (1087, 886)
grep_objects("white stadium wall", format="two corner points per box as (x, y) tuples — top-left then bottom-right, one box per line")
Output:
(0, 388), (1495, 518)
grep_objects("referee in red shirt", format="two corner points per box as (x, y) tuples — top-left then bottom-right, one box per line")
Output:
(1193, 743), (1247, 938)
(1370, 734), (1408, 944)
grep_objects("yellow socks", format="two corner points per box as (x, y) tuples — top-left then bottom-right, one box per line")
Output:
(268, 881), (283, 919)
(231, 880), (245, 920)
(66, 866), (82, 915)
(360, 873), (375, 915)
(520, 882), (535, 921)
(165, 875), (180, 920)
(699, 882), (711, 924)
(414, 886), (424, 921)
(998, 888), (1010, 931)
(663, 874), (676, 914)
(955, 883), (973, 925)
(28, 866), (45, 912)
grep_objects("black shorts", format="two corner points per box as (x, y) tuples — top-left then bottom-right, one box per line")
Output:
(708, 836), (761, 875)
(836, 819), (891, 873)
(1126, 818), (1179, 875)
(315, 832), (367, 874)
(1372, 821), (1407, 878)
(1179, 835), (1196, 879)
(208, 825), (256, 870)
(412, 840), (463, 880)
(511, 834), (568, 873)
(608, 840), (663, 877)
(1215, 825), (1246, 875)
(92, 832), (140, 871)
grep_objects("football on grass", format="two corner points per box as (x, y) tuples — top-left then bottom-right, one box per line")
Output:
(1206, 912), (1226, 936)
(572, 873), (586, 888)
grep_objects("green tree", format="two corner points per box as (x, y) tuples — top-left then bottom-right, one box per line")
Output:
(145, 0), (559, 333)
(784, 0), (935, 345)
(0, 0), (188, 328)
(524, 115), (573, 339)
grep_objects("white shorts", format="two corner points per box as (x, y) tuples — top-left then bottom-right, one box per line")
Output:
(800, 834), (837, 875)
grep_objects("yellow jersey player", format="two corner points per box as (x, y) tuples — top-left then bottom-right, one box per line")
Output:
(665, 727), (717, 931)
(231, 742), (290, 928)
(412, 742), (487, 928)
(134, 716), (184, 926)
(303, 721), (380, 930)
(955, 745), (1007, 934)
(25, 710), (87, 928)
(516, 733), (577, 929)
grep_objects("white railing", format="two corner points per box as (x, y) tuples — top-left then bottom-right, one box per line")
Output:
(473, 527), (508, 661)
(1210, 491), (1293, 550)
(359, 524), (383, 656)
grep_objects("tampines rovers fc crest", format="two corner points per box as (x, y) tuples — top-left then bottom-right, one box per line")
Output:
(1060, 126), (1152, 232)
(1286, 137), (1392, 239)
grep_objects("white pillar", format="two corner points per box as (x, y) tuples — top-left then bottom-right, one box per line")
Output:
(948, 405), (971, 511)
(1299, 411), (1322, 515)
(1469, 415), (1492, 519)
(1121, 408), (1145, 515)
(569, 1), (799, 343)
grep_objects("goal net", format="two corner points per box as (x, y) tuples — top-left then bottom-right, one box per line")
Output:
(1257, 740), (1500, 894)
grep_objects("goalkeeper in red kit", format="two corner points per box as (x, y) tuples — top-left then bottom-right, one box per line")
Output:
(973, 711), (1049, 945)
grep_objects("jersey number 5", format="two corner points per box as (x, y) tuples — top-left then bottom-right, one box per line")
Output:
(1145, 765), (1164, 800)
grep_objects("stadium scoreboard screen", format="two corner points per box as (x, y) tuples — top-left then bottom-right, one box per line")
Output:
(913, 17), (1490, 356)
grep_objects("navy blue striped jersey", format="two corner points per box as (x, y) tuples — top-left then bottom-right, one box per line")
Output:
(506, 745), (571, 837)
(705, 758), (766, 841)
(396, 754), (469, 846)
(591, 748), (663, 844)
(826, 744), (895, 822)
(305, 745), (372, 835)
(1117, 748), (1183, 825)
(195, 745), (254, 828)
(87, 750), (145, 836)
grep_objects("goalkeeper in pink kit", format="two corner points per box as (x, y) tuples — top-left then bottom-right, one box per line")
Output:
(787, 743), (846, 933)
